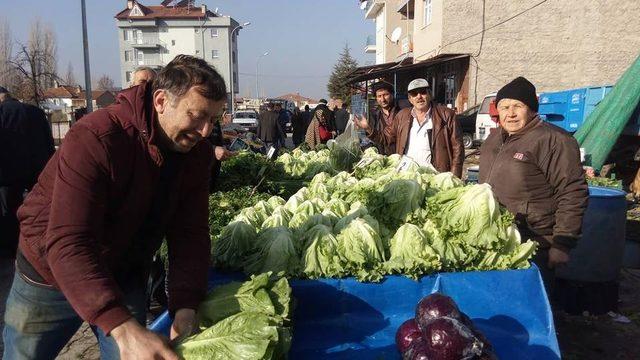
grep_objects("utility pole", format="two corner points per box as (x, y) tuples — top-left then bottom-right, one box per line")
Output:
(256, 51), (269, 100)
(81, 0), (93, 113)
(229, 22), (250, 115)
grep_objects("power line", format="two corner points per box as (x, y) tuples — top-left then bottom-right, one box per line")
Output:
(412, 0), (548, 59)
(239, 72), (330, 79)
(473, 0), (486, 58)
(440, 0), (548, 52)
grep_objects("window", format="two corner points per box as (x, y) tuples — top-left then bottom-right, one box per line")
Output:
(171, 40), (175, 46)
(444, 74), (456, 107)
(424, 0), (433, 26)
(124, 50), (133, 62)
(479, 96), (496, 114)
(211, 28), (219, 37)
(125, 71), (132, 83)
(211, 50), (219, 59)
(123, 30), (129, 41)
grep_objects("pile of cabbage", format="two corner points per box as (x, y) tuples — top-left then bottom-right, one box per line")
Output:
(275, 140), (362, 180)
(212, 148), (537, 282)
(175, 273), (292, 360)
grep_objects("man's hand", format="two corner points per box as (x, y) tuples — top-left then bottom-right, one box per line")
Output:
(170, 308), (197, 342)
(214, 146), (236, 161)
(548, 247), (570, 269)
(222, 112), (233, 126)
(111, 318), (178, 360)
(353, 114), (370, 131)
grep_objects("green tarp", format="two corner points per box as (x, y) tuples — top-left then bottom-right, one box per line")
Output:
(574, 53), (640, 170)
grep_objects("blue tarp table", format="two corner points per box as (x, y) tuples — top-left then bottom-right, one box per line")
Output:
(150, 265), (560, 359)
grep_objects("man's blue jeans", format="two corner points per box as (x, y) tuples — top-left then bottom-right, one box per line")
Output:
(2, 271), (147, 360)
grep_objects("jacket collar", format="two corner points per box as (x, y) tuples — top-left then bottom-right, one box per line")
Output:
(114, 82), (164, 165)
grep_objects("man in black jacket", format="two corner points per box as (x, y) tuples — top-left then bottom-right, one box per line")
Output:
(257, 103), (286, 148)
(0, 87), (55, 259)
(334, 103), (350, 135)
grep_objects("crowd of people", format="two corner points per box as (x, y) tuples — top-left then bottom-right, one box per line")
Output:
(253, 98), (351, 150)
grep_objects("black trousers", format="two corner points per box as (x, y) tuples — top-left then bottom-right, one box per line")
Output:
(0, 187), (23, 259)
(532, 248), (556, 301)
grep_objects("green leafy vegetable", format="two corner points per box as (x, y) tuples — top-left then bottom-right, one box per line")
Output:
(384, 224), (441, 279)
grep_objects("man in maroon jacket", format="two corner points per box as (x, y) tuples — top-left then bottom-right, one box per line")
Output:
(3, 55), (226, 360)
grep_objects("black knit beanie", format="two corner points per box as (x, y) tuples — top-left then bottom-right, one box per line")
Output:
(495, 76), (538, 112)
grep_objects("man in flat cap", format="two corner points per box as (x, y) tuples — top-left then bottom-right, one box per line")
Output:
(478, 76), (588, 290)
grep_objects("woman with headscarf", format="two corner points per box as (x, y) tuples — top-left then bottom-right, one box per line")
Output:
(304, 108), (333, 149)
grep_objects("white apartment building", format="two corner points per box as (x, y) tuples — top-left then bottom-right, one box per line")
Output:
(115, 0), (241, 95)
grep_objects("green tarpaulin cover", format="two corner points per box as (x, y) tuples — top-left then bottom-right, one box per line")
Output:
(574, 53), (640, 170)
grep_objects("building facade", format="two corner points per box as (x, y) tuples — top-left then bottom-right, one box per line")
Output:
(357, 0), (640, 111)
(363, 0), (414, 64)
(115, 0), (240, 94)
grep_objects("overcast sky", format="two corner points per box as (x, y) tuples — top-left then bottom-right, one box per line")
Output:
(2, 0), (374, 100)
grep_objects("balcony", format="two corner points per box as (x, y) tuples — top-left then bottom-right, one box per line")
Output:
(130, 36), (165, 49)
(365, 35), (376, 54)
(363, 0), (384, 19)
(135, 58), (165, 68)
(401, 34), (413, 54)
(397, 0), (415, 19)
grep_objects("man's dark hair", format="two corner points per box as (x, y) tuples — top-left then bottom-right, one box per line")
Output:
(153, 54), (227, 101)
(266, 102), (275, 110)
(341, 103), (348, 109)
(304, 105), (310, 111)
(373, 81), (394, 95)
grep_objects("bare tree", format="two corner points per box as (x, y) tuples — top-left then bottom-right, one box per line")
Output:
(0, 19), (19, 92)
(8, 19), (59, 105)
(64, 61), (77, 86)
(95, 74), (115, 91)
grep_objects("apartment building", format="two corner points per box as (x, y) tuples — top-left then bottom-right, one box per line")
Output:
(115, 0), (241, 94)
(362, 0), (414, 64)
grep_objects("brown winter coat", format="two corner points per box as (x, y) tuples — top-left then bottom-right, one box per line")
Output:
(478, 116), (589, 250)
(371, 103), (402, 155)
(368, 102), (465, 177)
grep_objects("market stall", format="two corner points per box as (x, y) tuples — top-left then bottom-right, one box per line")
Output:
(153, 142), (562, 359)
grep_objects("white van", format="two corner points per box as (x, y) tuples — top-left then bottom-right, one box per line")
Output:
(474, 93), (498, 146)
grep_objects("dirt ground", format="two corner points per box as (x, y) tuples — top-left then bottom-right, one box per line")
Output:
(2, 150), (638, 359)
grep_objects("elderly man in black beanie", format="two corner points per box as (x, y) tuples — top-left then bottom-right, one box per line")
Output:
(478, 76), (588, 292)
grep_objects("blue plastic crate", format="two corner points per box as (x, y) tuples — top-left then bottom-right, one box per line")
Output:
(539, 88), (587, 132)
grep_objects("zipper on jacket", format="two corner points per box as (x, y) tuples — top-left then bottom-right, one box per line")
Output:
(485, 134), (507, 184)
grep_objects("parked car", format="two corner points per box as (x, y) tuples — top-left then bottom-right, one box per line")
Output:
(473, 93), (498, 147)
(232, 110), (259, 133)
(457, 104), (480, 149)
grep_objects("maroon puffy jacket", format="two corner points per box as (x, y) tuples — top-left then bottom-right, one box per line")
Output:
(17, 84), (212, 334)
